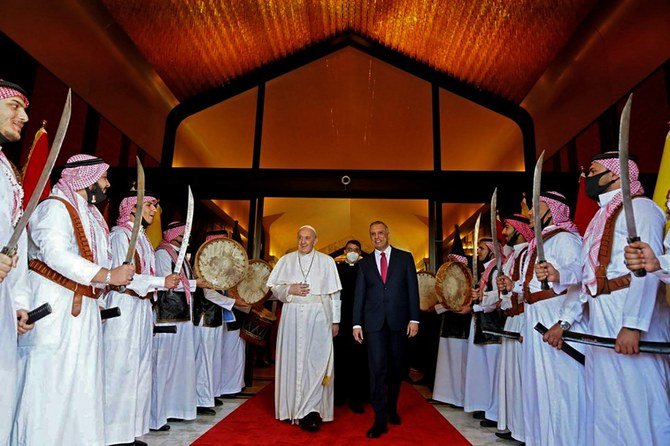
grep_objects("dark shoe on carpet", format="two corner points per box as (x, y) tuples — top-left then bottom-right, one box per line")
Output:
(298, 412), (321, 432)
(197, 406), (216, 415)
(149, 424), (170, 432)
(447, 403), (463, 409)
(134, 441), (148, 446)
(349, 402), (365, 414)
(388, 413), (401, 425)
(167, 418), (184, 422)
(214, 398), (223, 406)
(109, 443), (134, 446)
(495, 431), (513, 440)
(220, 393), (239, 399)
(366, 423), (388, 438)
(472, 411), (485, 420)
(480, 418), (497, 428)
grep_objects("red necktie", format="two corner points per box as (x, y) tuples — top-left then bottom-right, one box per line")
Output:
(380, 251), (388, 283)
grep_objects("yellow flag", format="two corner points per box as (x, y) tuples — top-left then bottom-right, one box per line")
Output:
(146, 204), (163, 248)
(652, 130), (670, 232)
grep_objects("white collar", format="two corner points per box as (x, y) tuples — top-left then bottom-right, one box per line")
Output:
(513, 242), (528, 254)
(375, 246), (392, 256)
(597, 188), (620, 207)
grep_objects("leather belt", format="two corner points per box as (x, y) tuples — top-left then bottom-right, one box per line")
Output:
(29, 259), (100, 316)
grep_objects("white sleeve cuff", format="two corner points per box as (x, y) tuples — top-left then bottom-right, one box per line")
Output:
(331, 298), (341, 324)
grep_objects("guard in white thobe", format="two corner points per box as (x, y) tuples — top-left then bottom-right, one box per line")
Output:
(103, 194), (173, 445)
(580, 154), (670, 446)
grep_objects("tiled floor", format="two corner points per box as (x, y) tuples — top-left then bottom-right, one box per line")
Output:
(137, 369), (521, 445)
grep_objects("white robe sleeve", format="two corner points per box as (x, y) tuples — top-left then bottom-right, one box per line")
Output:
(654, 254), (670, 283)
(622, 200), (664, 331)
(204, 288), (235, 310)
(29, 200), (102, 285)
(110, 230), (164, 297)
(271, 284), (293, 303)
(544, 232), (586, 326)
(12, 232), (31, 311)
(331, 291), (341, 324)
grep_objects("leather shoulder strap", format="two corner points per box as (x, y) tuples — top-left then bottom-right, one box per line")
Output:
(511, 246), (528, 281)
(43, 197), (94, 262)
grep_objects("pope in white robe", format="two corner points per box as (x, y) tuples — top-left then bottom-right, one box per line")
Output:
(0, 83), (33, 446)
(267, 225), (341, 430)
(13, 155), (135, 446)
(463, 238), (501, 423)
(578, 154), (670, 446)
(102, 193), (179, 445)
(512, 192), (586, 446)
(150, 221), (198, 430)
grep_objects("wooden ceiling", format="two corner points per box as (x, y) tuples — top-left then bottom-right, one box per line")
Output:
(102, 0), (598, 102)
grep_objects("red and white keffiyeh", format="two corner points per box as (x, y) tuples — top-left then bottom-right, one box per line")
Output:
(582, 153), (644, 293)
(0, 80), (29, 107)
(504, 214), (535, 244)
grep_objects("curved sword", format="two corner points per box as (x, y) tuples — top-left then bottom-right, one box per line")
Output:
(117, 157), (144, 293)
(2, 89), (71, 257)
(618, 94), (645, 277)
(174, 186), (194, 275)
(490, 188), (507, 295)
(532, 150), (550, 290)
(472, 213), (481, 288)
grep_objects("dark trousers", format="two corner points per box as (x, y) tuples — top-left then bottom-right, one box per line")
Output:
(334, 332), (369, 406)
(366, 324), (408, 425)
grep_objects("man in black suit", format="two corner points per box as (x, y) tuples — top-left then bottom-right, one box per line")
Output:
(353, 221), (420, 439)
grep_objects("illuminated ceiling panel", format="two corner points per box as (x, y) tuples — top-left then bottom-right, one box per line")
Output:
(102, 0), (597, 102)
(440, 89), (524, 171)
(263, 197), (428, 266)
(174, 87), (257, 167)
(261, 47), (432, 170)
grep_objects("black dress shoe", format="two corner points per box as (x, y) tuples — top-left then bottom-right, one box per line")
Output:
(480, 418), (497, 428)
(298, 412), (321, 432)
(134, 441), (148, 446)
(472, 411), (485, 420)
(214, 398), (223, 406)
(149, 424), (170, 432)
(447, 403), (463, 409)
(366, 423), (388, 438)
(197, 406), (216, 415)
(220, 393), (239, 399)
(388, 413), (401, 425)
(167, 418), (184, 422)
(495, 431), (513, 440)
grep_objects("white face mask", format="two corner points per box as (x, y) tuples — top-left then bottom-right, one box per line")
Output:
(346, 251), (360, 263)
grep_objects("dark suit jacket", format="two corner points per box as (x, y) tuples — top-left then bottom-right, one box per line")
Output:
(352, 247), (420, 332)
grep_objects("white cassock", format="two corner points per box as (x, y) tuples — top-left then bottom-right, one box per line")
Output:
(463, 259), (500, 421)
(268, 250), (341, 423)
(150, 245), (197, 429)
(203, 289), (246, 396)
(518, 227), (586, 446)
(0, 149), (30, 446)
(581, 191), (670, 446)
(193, 290), (226, 407)
(432, 312), (468, 407)
(103, 224), (165, 444)
(13, 189), (111, 446)
(496, 242), (527, 442)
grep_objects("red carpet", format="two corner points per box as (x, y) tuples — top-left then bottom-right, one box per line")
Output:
(192, 383), (470, 446)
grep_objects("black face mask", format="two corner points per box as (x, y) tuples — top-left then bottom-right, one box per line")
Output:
(539, 208), (552, 229)
(585, 170), (617, 201)
(85, 182), (107, 204)
(506, 230), (519, 247)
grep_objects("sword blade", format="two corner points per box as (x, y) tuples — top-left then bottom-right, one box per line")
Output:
(482, 329), (521, 341)
(472, 213), (481, 286)
(2, 90), (71, 257)
(532, 151), (546, 262)
(490, 188), (504, 294)
(174, 186), (194, 274)
(619, 94), (638, 239)
(124, 157), (145, 264)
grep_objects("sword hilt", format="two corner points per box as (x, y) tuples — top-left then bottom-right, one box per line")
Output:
(626, 236), (647, 277)
(1, 246), (16, 257)
(538, 259), (550, 290)
(116, 261), (131, 293)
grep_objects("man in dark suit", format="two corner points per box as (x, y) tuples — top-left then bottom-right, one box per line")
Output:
(353, 221), (420, 439)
